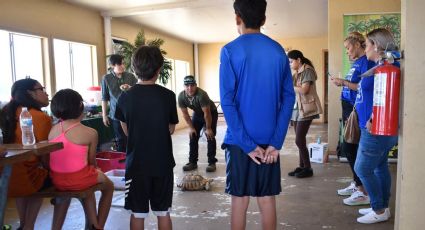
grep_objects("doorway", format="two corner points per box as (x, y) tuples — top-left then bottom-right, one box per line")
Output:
(323, 49), (328, 123)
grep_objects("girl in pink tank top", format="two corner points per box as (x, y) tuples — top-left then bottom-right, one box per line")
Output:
(50, 122), (89, 173)
(49, 89), (113, 230)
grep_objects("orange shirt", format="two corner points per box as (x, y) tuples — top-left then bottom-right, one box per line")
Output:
(8, 107), (52, 197)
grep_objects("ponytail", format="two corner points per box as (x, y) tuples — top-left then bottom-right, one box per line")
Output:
(287, 50), (314, 69)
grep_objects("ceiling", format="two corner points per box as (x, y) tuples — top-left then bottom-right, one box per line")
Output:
(66, 0), (328, 43)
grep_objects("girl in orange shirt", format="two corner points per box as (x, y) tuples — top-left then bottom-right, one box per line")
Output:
(0, 78), (51, 230)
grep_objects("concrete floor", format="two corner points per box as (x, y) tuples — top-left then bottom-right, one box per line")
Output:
(4, 121), (396, 230)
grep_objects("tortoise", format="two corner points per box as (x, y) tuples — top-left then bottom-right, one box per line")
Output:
(177, 174), (213, 191)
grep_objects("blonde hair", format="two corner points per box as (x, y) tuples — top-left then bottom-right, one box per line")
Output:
(366, 28), (398, 52)
(344, 31), (366, 49)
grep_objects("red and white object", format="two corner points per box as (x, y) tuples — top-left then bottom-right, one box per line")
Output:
(85, 86), (102, 106)
(371, 61), (401, 136)
(96, 151), (126, 172)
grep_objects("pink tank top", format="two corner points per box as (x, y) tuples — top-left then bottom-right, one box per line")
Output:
(50, 122), (89, 173)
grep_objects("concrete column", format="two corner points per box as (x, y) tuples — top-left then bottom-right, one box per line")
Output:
(103, 16), (112, 57)
(194, 43), (199, 82)
(395, 1), (425, 229)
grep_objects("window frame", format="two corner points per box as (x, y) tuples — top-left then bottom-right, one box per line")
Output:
(0, 29), (47, 103)
(52, 38), (98, 94)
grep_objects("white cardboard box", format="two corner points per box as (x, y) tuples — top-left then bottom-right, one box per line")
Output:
(105, 169), (126, 190)
(308, 143), (328, 163)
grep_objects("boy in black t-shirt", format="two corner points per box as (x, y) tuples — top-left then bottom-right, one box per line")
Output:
(115, 46), (178, 230)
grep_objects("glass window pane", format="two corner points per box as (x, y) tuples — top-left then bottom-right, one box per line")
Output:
(12, 34), (43, 84)
(53, 39), (96, 96)
(71, 42), (93, 94)
(53, 39), (72, 91)
(0, 30), (13, 103)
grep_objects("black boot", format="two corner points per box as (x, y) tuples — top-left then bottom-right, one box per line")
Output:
(206, 163), (216, 172)
(288, 167), (303, 176)
(183, 162), (198, 171)
(295, 168), (313, 178)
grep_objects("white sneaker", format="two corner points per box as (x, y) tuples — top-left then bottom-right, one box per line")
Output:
(359, 207), (391, 217)
(358, 207), (373, 215)
(357, 208), (390, 224)
(343, 191), (370, 206)
(337, 182), (357, 196)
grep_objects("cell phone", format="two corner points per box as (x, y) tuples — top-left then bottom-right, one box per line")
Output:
(328, 72), (342, 79)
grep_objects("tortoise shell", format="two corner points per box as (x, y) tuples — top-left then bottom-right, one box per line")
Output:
(177, 174), (213, 191)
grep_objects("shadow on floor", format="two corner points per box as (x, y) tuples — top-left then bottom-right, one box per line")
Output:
(4, 122), (396, 230)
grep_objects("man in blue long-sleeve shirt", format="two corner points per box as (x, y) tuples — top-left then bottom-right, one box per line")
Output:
(219, 0), (295, 229)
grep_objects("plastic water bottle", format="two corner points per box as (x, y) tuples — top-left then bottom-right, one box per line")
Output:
(317, 136), (322, 144)
(0, 127), (3, 144)
(20, 107), (35, 145)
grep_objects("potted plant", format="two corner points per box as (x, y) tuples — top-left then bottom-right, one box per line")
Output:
(114, 30), (172, 85)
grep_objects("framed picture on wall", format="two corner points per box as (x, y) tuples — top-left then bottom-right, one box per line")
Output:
(342, 13), (401, 75)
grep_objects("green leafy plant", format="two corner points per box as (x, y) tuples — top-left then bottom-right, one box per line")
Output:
(114, 30), (172, 85)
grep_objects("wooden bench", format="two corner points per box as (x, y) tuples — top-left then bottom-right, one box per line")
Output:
(29, 183), (105, 230)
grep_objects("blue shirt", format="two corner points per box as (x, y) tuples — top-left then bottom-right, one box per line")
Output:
(101, 70), (137, 120)
(355, 61), (400, 128)
(219, 33), (295, 154)
(341, 55), (374, 105)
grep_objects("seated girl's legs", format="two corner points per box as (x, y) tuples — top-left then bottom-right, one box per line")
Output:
(81, 169), (113, 229)
(51, 198), (71, 230)
(257, 196), (276, 230)
(96, 169), (114, 228)
(231, 196), (250, 230)
(16, 197), (43, 230)
(82, 192), (99, 229)
(15, 198), (27, 227)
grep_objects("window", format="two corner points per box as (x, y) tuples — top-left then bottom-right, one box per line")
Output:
(174, 60), (190, 95)
(157, 58), (175, 91)
(53, 39), (98, 94)
(0, 30), (45, 102)
(155, 58), (189, 96)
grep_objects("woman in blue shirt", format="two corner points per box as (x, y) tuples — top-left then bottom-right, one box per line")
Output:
(354, 28), (399, 224)
(331, 32), (375, 206)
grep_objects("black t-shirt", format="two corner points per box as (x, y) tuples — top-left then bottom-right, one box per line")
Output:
(115, 84), (178, 176)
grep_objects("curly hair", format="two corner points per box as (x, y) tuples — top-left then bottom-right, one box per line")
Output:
(344, 31), (366, 49)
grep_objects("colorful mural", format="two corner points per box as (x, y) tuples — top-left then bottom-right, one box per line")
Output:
(342, 13), (401, 75)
